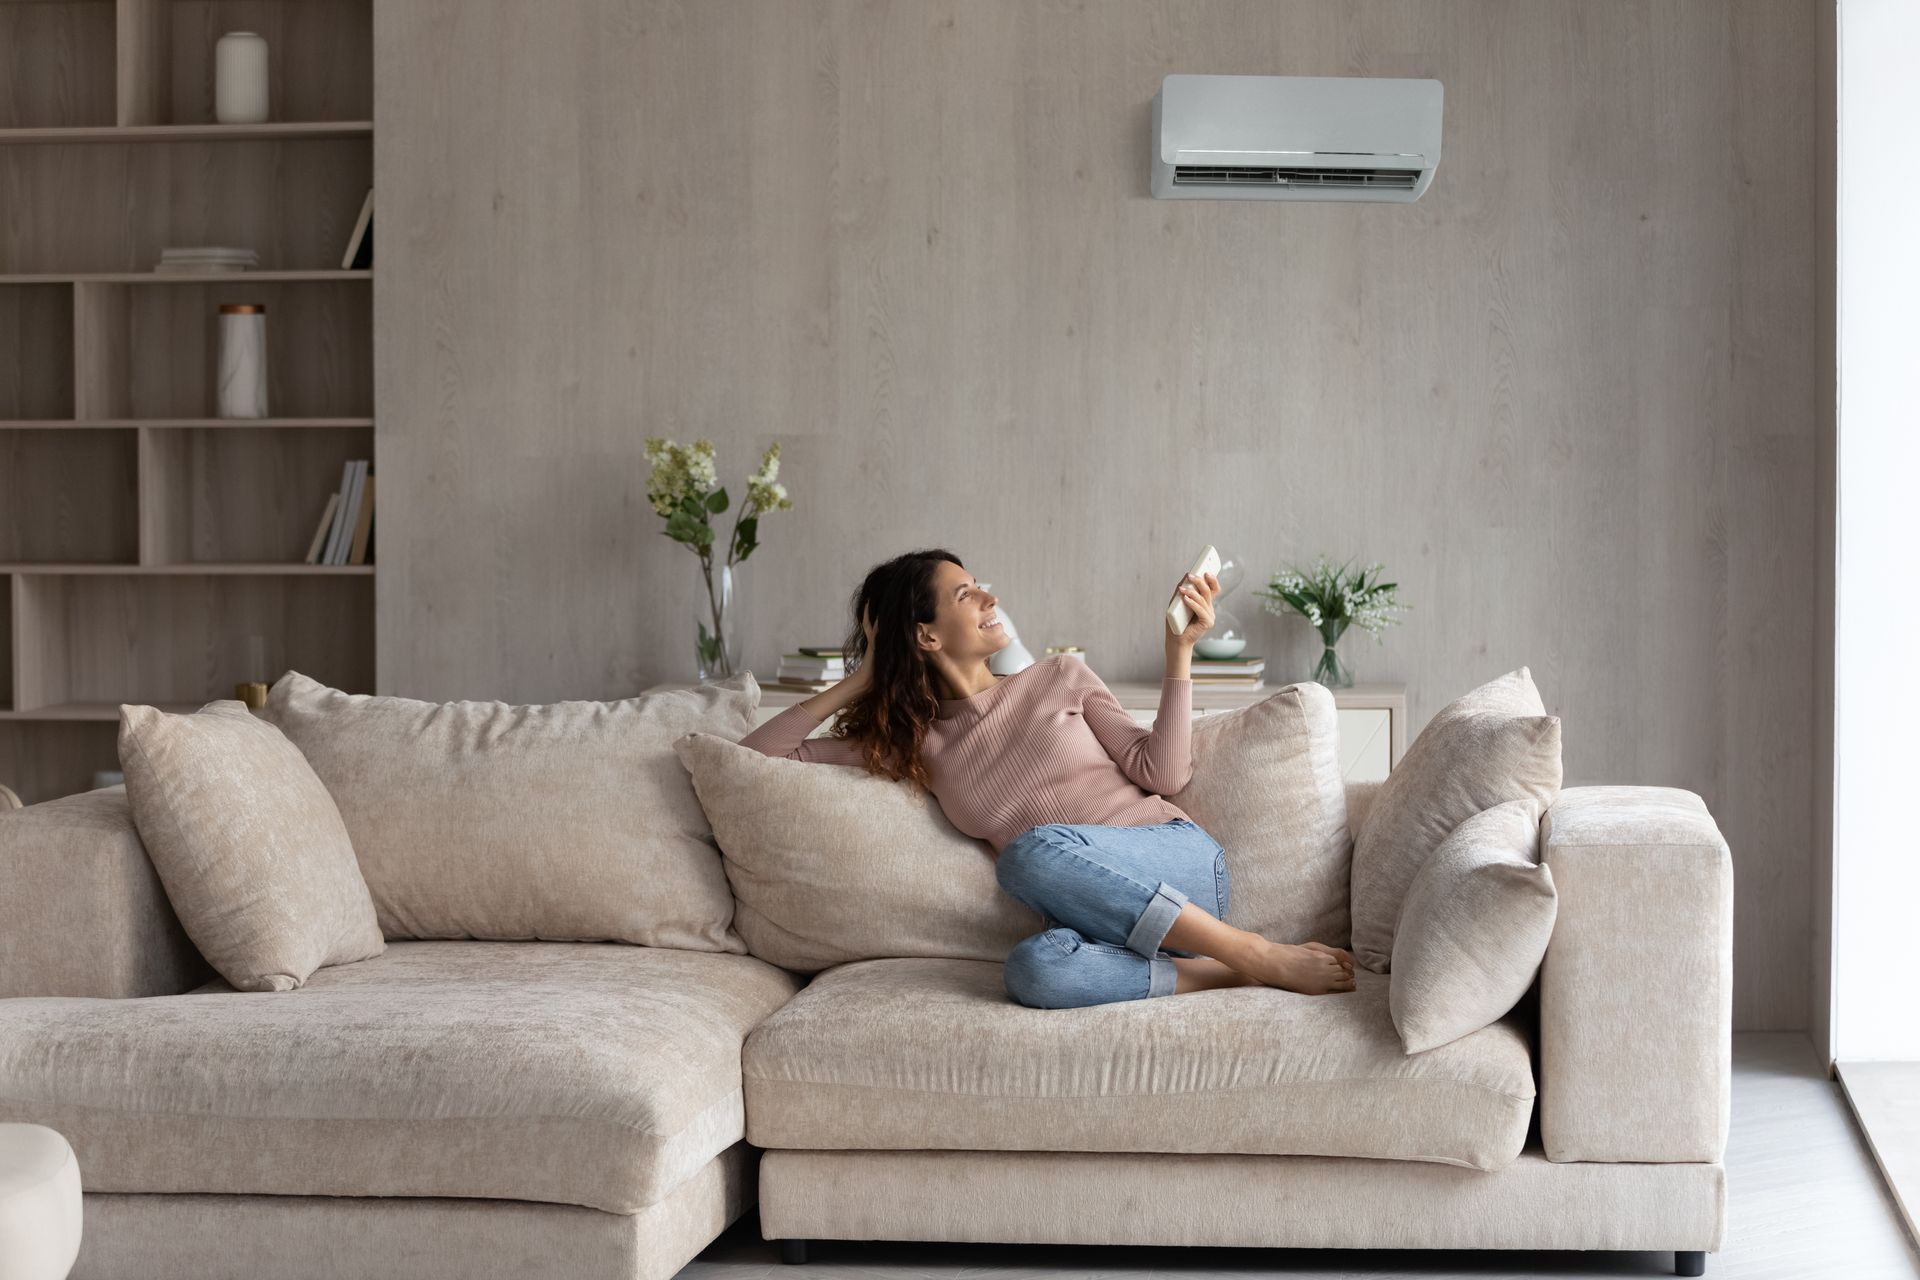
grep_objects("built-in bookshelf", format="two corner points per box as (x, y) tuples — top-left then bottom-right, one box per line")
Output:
(0, 0), (374, 803)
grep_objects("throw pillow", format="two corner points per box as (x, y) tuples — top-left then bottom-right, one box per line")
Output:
(117, 701), (384, 991)
(673, 730), (1042, 972)
(1167, 680), (1352, 947)
(1349, 666), (1562, 972)
(1389, 798), (1557, 1053)
(263, 671), (757, 951)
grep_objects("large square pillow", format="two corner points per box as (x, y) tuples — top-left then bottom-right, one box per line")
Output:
(263, 670), (757, 950)
(1350, 666), (1562, 972)
(674, 679), (1352, 971)
(1166, 679), (1351, 948)
(673, 731), (1042, 972)
(1389, 798), (1556, 1053)
(118, 700), (384, 991)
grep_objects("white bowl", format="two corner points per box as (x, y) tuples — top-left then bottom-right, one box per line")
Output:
(1194, 636), (1247, 659)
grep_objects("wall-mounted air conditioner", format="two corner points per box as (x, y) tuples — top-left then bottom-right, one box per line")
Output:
(1150, 74), (1444, 203)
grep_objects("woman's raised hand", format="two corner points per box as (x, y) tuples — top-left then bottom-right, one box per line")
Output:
(1168, 571), (1220, 649)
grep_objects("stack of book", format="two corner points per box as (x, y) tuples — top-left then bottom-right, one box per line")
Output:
(1189, 655), (1266, 687)
(304, 460), (375, 565)
(767, 648), (845, 693)
(155, 246), (257, 273)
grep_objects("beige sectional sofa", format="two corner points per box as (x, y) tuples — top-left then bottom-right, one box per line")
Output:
(0, 677), (1733, 1280)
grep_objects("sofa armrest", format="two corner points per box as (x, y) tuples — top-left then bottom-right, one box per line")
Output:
(0, 786), (210, 999)
(1538, 786), (1732, 1163)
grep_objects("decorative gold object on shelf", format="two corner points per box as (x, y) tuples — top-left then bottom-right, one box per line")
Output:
(234, 682), (269, 709)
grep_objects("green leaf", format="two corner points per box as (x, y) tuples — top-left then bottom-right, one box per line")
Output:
(707, 487), (729, 514)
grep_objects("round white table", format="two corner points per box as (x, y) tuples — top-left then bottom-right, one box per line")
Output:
(0, 1124), (81, 1280)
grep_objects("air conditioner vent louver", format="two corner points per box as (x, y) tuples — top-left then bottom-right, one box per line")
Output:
(1172, 165), (1421, 189)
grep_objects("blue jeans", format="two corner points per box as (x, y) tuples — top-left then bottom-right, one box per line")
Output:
(995, 818), (1230, 1009)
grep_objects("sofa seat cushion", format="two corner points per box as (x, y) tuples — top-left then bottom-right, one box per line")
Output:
(0, 942), (801, 1214)
(743, 959), (1534, 1172)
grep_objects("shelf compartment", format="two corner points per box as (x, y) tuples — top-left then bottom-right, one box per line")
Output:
(0, 285), (76, 420)
(140, 423), (373, 564)
(8, 570), (372, 711)
(0, 721), (122, 807)
(74, 279), (371, 419)
(0, 1), (116, 131)
(0, 428), (140, 564)
(125, 0), (372, 128)
(0, 140), (369, 274)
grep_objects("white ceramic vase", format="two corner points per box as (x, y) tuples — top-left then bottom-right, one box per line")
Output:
(216, 304), (268, 418)
(215, 32), (269, 124)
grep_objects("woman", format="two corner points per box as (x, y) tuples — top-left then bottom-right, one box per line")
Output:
(739, 548), (1356, 1008)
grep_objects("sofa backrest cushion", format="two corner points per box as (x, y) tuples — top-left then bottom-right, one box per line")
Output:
(1165, 680), (1352, 948)
(674, 679), (1351, 971)
(673, 731), (1042, 973)
(1389, 797), (1556, 1053)
(118, 700), (385, 991)
(1349, 666), (1563, 972)
(264, 671), (756, 951)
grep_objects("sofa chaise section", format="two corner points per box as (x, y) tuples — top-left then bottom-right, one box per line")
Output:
(0, 784), (803, 1280)
(0, 940), (799, 1213)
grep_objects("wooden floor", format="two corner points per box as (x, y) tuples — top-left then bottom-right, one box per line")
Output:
(683, 1034), (1919, 1280)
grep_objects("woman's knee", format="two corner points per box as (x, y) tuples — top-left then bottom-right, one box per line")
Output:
(1003, 928), (1081, 1009)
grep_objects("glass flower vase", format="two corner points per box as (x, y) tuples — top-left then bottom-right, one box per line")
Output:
(694, 557), (744, 682)
(1309, 619), (1355, 689)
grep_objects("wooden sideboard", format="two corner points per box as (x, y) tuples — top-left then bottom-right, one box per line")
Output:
(656, 672), (1407, 784)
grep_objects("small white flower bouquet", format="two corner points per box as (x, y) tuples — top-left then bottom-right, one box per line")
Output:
(1254, 555), (1408, 687)
(644, 437), (793, 678)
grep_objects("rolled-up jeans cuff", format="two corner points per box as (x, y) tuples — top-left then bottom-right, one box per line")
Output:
(1125, 880), (1190, 959)
(1146, 955), (1179, 998)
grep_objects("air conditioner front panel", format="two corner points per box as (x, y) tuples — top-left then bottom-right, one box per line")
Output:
(1150, 73), (1443, 203)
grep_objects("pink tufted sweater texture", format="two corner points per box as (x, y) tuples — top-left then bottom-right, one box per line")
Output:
(737, 653), (1195, 854)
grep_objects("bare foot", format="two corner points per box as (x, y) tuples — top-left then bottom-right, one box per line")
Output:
(1240, 939), (1356, 995)
(1302, 941), (1357, 972)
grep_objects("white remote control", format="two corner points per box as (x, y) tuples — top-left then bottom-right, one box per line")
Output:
(1166, 544), (1221, 637)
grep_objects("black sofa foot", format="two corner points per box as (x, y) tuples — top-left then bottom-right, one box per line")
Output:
(779, 1239), (810, 1265)
(1675, 1250), (1706, 1276)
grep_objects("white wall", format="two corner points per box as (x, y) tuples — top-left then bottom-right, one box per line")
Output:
(1832, 0), (1920, 1061)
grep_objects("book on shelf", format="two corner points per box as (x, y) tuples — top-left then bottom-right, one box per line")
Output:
(347, 472), (375, 565)
(1190, 673), (1267, 687)
(319, 460), (370, 565)
(303, 492), (340, 564)
(341, 188), (374, 270)
(796, 647), (844, 658)
(156, 245), (257, 274)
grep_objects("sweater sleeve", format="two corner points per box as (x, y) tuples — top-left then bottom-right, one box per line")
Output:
(737, 703), (867, 766)
(1072, 663), (1195, 796)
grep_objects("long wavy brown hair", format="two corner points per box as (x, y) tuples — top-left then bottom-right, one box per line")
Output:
(819, 547), (970, 795)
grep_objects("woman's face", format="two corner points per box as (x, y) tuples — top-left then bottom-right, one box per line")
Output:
(915, 561), (1008, 661)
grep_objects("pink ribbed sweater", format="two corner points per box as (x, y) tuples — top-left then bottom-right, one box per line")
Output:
(738, 654), (1195, 853)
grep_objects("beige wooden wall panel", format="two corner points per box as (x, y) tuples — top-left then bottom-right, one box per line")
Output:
(373, 0), (1825, 1030)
